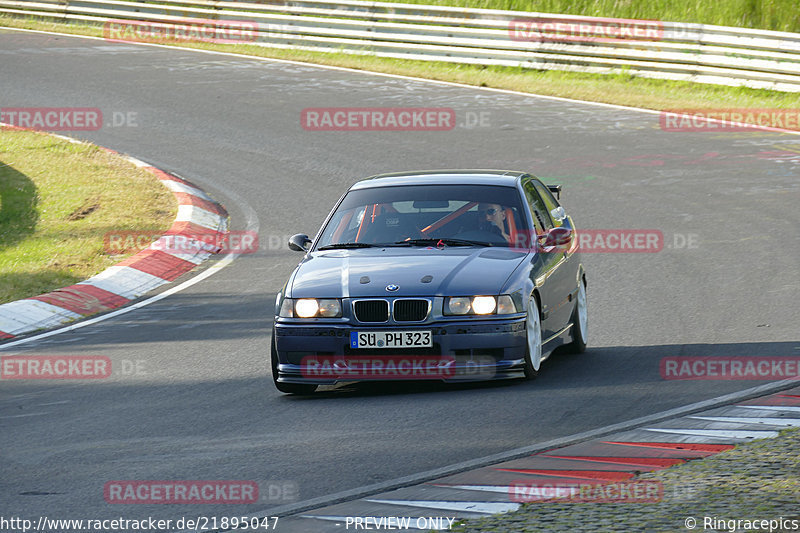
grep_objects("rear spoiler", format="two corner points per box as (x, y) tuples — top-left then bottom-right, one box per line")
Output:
(547, 184), (562, 200)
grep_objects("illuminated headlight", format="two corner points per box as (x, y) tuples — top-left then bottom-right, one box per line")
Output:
(471, 296), (496, 315)
(279, 298), (342, 318)
(444, 295), (518, 316)
(295, 299), (319, 318)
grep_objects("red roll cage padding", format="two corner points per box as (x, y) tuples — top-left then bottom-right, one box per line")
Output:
(352, 203), (398, 242)
(420, 201), (478, 235)
(354, 203), (377, 242)
(331, 210), (354, 243)
(504, 207), (518, 247)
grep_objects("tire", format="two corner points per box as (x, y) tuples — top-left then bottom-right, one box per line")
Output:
(523, 295), (542, 379)
(566, 279), (587, 354)
(271, 334), (317, 395)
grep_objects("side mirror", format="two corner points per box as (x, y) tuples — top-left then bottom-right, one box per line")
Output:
(543, 227), (572, 248)
(547, 184), (562, 200)
(288, 234), (312, 252)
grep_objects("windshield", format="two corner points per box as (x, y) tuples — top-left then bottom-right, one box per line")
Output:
(316, 184), (529, 249)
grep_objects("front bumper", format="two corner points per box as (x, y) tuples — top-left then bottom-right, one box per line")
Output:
(273, 317), (527, 385)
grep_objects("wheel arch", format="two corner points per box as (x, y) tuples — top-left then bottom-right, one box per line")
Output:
(576, 263), (586, 286)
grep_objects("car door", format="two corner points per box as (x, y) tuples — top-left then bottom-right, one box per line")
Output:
(522, 178), (576, 341)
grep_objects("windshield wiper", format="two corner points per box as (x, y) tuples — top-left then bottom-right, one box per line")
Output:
(396, 238), (491, 247)
(318, 242), (376, 250)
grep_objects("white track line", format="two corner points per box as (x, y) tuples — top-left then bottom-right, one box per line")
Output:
(365, 499), (520, 514)
(738, 405), (800, 412)
(642, 428), (779, 439)
(689, 416), (800, 426)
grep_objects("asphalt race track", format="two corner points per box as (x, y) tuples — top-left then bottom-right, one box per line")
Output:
(1, 29), (799, 525)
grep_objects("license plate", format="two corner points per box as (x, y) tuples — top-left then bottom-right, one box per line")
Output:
(350, 330), (432, 349)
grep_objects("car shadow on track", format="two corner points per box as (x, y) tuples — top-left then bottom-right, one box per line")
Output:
(278, 340), (800, 400)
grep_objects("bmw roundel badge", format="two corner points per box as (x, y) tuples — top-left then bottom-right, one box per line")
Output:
(385, 284), (400, 292)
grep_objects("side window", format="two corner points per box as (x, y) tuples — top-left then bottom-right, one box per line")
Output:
(532, 181), (563, 227)
(523, 181), (552, 232)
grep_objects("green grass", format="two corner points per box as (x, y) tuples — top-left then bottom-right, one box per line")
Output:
(0, 129), (176, 304)
(380, 0), (800, 33)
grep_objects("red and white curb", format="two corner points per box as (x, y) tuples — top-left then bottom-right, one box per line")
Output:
(254, 385), (800, 532)
(0, 126), (228, 340)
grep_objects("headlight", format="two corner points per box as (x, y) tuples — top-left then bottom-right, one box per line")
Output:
(446, 297), (472, 315)
(444, 294), (519, 315)
(318, 299), (342, 317)
(444, 295), (519, 316)
(295, 299), (319, 318)
(279, 298), (342, 318)
(471, 296), (496, 315)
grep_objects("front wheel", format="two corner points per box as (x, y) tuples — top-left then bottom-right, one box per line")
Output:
(523, 296), (542, 379)
(271, 334), (317, 395)
(566, 279), (587, 354)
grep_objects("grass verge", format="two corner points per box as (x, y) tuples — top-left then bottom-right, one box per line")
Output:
(2, 15), (800, 130)
(379, 0), (800, 34)
(0, 128), (176, 304)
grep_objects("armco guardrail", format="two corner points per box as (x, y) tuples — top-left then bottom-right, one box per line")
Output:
(3, 0), (800, 92)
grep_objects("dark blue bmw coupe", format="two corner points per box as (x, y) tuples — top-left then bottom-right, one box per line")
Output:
(272, 170), (587, 394)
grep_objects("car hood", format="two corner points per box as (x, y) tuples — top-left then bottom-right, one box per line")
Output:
(288, 247), (528, 298)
